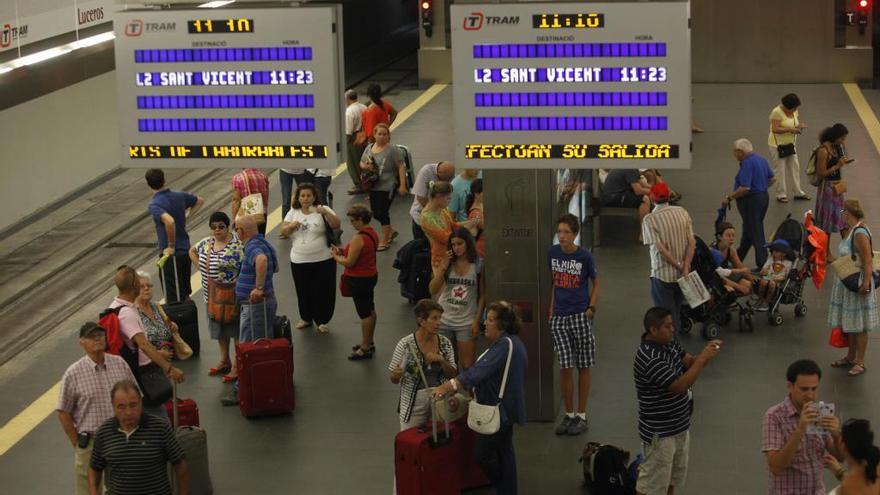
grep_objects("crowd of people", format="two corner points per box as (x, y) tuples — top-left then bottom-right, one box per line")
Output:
(49, 88), (880, 495)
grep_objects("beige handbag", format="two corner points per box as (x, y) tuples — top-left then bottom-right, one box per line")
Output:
(171, 333), (193, 360)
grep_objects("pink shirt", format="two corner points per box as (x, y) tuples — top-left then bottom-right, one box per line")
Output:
(762, 396), (827, 495)
(109, 297), (151, 367)
(232, 168), (269, 209)
(57, 354), (136, 433)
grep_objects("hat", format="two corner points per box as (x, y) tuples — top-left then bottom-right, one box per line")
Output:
(764, 239), (792, 254)
(79, 322), (106, 338)
(650, 182), (670, 203)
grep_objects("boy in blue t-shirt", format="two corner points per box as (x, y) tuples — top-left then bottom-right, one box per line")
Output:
(547, 213), (600, 436)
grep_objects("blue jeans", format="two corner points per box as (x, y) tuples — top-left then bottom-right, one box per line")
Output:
(650, 277), (683, 335)
(238, 297), (278, 342)
(736, 191), (769, 268)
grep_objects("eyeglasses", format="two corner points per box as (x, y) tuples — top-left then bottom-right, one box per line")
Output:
(210, 223), (227, 230)
(141, 284), (153, 288)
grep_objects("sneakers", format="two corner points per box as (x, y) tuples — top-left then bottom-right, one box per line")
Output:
(220, 390), (238, 407)
(554, 416), (573, 435)
(567, 417), (589, 436)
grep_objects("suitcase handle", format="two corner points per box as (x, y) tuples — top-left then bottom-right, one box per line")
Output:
(158, 253), (184, 303)
(249, 299), (271, 340)
(172, 381), (179, 429)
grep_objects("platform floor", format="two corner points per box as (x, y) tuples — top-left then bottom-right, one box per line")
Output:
(1, 83), (880, 494)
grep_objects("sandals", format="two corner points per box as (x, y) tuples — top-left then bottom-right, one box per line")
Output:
(390, 231), (399, 243)
(222, 374), (238, 383)
(776, 197), (789, 203)
(208, 362), (232, 376)
(317, 324), (330, 334)
(831, 357), (855, 368)
(377, 243), (390, 252)
(296, 320), (313, 330)
(793, 194), (811, 201)
(351, 342), (376, 352)
(348, 345), (375, 361)
(848, 363), (867, 376)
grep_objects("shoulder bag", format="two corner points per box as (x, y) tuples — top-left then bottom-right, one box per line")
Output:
(408, 338), (471, 423)
(831, 226), (880, 292)
(157, 305), (193, 360)
(238, 171), (265, 216)
(322, 212), (343, 247)
(773, 112), (796, 158)
(206, 239), (240, 325)
(467, 337), (514, 435)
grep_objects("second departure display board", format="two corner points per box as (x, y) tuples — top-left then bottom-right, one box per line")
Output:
(114, 6), (344, 168)
(451, 2), (691, 168)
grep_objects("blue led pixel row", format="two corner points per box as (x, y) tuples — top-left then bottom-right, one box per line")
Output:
(138, 118), (315, 133)
(474, 92), (667, 107)
(137, 94), (315, 109)
(473, 43), (666, 59)
(475, 67), (666, 83)
(135, 47), (313, 63)
(475, 116), (668, 131)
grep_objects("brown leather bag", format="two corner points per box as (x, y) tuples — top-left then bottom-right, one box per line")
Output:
(207, 279), (238, 325)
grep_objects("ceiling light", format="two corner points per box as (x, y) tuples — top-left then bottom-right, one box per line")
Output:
(0, 31), (115, 75)
(198, 0), (236, 8)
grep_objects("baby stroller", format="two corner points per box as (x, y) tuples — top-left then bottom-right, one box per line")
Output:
(763, 215), (812, 326)
(680, 237), (752, 340)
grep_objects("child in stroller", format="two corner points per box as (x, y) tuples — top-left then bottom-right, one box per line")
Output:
(681, 236), (753, 339)
(761, 215), (812, 326)
(753, 240), (794, 312)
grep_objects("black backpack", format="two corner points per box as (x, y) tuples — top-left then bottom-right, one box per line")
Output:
(580, 442), (636, 495)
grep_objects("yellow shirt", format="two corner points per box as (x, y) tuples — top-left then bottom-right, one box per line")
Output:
(768, 105), (799, 147)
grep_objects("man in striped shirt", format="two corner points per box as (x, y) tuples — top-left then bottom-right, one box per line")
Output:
(89, 379), (188, 495)
(641, 183), (695, 335)
(58, 322), (138, 495)
(634, 307), (721, 495)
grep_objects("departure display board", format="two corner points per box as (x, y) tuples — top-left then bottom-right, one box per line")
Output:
(451, 2), (691, 168)
(114, 6), (344, 168)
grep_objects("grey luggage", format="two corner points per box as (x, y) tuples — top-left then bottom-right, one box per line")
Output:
(171, 384), (213, 495)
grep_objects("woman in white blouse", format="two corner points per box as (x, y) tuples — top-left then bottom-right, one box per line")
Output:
(280, 183), (342, 333)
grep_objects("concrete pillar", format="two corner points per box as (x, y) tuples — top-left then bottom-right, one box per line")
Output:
(418, 0), (452, 86)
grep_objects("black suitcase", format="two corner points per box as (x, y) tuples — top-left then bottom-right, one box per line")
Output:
(160, 256), (201, 357)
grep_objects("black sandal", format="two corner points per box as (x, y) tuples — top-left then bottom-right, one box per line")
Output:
(351, 343), (376, 352)
(348, 346), (375, 361)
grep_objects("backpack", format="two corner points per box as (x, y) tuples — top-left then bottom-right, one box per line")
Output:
(97, 307), (126, 356)
(805, 145), (822, 187)
(580, 442), (636, 495)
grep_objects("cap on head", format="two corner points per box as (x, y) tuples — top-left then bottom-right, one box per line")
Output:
(650, 182), (670, 203)
(80, 322), (106, 338)
(765, 239), (790, 251)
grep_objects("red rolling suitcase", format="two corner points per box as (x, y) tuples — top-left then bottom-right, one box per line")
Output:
(164, 398), (200, 427)
(394, 412), (460, 495)
(454, 418), (492, 490)
(236, 302), (295, 418)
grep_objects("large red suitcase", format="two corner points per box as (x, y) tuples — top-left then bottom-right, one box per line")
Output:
(394, 417), (460, 495)
(454, 418), (491, 490)
(164, 398), (200, 427)
(236, 336), (295, 417)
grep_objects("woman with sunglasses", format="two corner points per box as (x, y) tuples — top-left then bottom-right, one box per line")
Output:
(189, 211), (244, 381)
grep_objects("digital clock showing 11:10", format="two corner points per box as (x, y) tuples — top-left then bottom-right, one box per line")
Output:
(187, 18), (254, 34)
(532, 13), (605, 29)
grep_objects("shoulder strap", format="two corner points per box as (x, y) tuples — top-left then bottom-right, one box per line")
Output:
(407, 337), (429, 389)
(497, 337), (514, 402)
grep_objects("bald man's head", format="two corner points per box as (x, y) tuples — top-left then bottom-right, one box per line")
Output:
(235, 215), (258, 240)
(437, 161), (456, 181)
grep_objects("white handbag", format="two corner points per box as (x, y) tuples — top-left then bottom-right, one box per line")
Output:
(239, 171), (264, 216)
(467, 337), (514, 435)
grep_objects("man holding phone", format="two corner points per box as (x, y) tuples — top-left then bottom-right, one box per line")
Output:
(762, 359), (844, 494)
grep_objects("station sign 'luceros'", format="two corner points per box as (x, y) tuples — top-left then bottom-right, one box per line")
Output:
(114, 6), (344, 169)
(451, 2), (691, 168)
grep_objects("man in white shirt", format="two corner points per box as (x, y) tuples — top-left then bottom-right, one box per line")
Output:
(345, 89), (368, 194)
(409, 161), (455, 239)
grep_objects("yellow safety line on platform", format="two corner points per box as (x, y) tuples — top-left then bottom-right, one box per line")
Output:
(0, 83), (447, 457)
(843, 83), (880, 156)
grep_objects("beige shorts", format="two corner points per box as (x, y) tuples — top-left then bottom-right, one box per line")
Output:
(636, 431), (690, 495)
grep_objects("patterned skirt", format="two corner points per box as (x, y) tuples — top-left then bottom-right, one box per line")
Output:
(828, 276), (880, 333)
(814, 181), (845, 234)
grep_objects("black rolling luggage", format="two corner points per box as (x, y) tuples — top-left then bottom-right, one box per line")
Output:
(160, 256), (201, 357)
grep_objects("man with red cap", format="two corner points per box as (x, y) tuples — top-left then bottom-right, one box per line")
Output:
(642, 182), (696, 335)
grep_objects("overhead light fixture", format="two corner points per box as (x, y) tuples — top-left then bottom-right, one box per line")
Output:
(0, 31), (115, 75)
(198, 0), (236, 8)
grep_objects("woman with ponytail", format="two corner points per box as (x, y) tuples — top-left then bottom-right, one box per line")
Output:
(825, 418), (880, 494)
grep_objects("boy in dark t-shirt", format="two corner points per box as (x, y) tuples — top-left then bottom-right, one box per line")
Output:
(547, 214), (600, 436)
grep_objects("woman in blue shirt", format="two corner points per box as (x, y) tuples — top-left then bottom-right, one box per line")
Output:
(433, 301), (528, 495)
